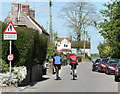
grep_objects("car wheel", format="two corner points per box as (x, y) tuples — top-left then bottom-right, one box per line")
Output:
(98, 67), (100, 72)
(115, 76), (119, 82)
(105, 69), (107, 74)
(92, 68), (95, 71)
(98, 67), (101, 72)
(106, 69), (109, 75)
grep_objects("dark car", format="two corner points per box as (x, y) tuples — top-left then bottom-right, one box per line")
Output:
(98, 58), (109, 72)
(92, 58), (101, 71)
(114, 60), (120, 81)
(105, 59), (119, 75)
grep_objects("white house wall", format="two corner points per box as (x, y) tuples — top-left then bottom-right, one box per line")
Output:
(71, 48), (91, 56)
(57, 39), (71, 51)
(71, 48), (77, 55)
(81, 49), (91, 56)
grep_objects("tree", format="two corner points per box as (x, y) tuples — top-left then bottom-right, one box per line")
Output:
(53, 31), (59, 47)
(98, 1), (120, 58)
(60, 2), (100, 41)
(97, 43), (113, 58)
(46, 42), (57, 59)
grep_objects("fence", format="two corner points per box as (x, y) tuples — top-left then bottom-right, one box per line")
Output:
(20, 65), (42, 86)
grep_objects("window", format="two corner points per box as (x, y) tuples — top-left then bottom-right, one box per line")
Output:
(64, 44), (68, 47)
(102, 59), (109, 63)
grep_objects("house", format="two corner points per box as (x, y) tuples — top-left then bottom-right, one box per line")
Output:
(4, 2), (49, 37)
(57, 35), (91, 56)
(57, 36), (72, 54)
(71, 36), (91, 56)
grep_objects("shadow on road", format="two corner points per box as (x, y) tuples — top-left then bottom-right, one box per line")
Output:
(71, 79), (77, 80)
(19, 77), (50, 87)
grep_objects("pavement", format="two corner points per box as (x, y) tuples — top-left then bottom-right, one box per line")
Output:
(1, 62), (119, 93)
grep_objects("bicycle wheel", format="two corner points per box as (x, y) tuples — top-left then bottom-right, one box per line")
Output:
(72, 65), (75, 80)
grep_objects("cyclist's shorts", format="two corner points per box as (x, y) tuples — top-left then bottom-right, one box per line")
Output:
(71, 63), (77, 69)
(54, 64), (61, 70)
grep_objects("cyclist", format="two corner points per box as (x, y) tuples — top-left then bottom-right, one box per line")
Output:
(53, 53), (62, 80)
(69, 53), (78, 77)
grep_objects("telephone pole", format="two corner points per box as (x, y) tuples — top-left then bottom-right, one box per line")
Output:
(83, 23), (86, 58)
(49, 0), (53, 42)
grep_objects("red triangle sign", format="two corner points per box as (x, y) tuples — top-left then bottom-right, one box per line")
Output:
(3, 21), (17, 34)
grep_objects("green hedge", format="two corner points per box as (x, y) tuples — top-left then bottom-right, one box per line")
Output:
(1, 22), (48, 67)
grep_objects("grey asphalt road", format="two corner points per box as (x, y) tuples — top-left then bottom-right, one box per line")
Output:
(20, 62), (118, 92)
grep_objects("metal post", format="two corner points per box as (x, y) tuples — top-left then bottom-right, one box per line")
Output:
(9, 40), (12, 85)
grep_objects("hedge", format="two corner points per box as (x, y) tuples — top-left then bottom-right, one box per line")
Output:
(1, 22), (48, 67)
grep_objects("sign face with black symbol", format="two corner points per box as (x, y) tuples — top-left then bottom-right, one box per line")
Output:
(3, 21), (17, 40)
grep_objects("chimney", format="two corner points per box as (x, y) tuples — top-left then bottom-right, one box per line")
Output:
(12, 3), (21, 9)
(22, 1), (29, 15)
(70, 35), (72, 42)
(11, 3), (21, 22)
(12, 3), (21, 11)
(29, 9), (35, 19)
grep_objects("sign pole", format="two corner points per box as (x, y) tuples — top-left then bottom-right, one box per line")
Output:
(9, 40), (12, 85)
(3, 21), (17, 86)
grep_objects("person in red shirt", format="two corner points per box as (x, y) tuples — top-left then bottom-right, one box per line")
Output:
(69, 53), (78, 77)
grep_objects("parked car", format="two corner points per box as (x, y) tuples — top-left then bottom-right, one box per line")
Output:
(92, 58), (101, 71)
(105, 59), (119, 75)
(114, 60), (120, 81)
(98, 58), (109, 72)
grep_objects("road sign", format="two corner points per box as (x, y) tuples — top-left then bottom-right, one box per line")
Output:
(3, 21), (17, 34)
(7, 54), (14, 61)
(3, 21), (17, 40)
(4, 34), (17, 40)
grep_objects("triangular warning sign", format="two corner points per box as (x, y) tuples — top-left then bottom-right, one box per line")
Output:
(3, 21), (17, 34)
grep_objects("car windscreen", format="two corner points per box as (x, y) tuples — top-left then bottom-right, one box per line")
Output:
(95, 59), (101, 63)
(109, 60), (119, 64)
(102, 59), (109, 63)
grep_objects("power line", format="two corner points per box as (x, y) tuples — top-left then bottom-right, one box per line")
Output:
(31, 4), (49, 9)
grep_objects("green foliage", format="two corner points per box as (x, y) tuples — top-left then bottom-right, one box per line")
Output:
(46, 42), (57, 59)
(91, 54), (100, 57)
(1, 22), (48, 67)
(97, 43), (113, 58)
(98, 1), (120, 59)
(0, 59), (9, 73)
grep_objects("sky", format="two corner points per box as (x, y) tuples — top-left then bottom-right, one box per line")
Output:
(0, 0), (110, 54)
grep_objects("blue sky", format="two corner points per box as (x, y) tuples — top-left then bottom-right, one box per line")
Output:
(1, 1), (108, 54)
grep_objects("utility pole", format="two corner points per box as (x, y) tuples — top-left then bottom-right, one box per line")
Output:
(83, 23), (86, 58)
(47, 21), (48, 32)
(49, 0), (53, 42)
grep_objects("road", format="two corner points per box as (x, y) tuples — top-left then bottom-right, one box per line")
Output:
(21, 62), (118, 92)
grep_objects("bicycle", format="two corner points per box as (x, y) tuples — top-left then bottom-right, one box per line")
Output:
(72, 64), (76, 80)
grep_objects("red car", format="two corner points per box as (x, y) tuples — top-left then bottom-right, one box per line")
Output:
(98, 58), (109, 72)
(105, 59), (119, 75)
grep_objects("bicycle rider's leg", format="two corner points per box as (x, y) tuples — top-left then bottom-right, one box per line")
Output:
(54, 65), (58, 79)
(70, 64), (73, 75)
(74, 64), (77, 77)
(58, 65), (61, 78)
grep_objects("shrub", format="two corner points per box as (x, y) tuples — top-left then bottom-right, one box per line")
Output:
(1, 22), (48, 67)
(47, 42), (57, 59)
(0, 59), (9, 73)
(0, 66), (27, 87)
